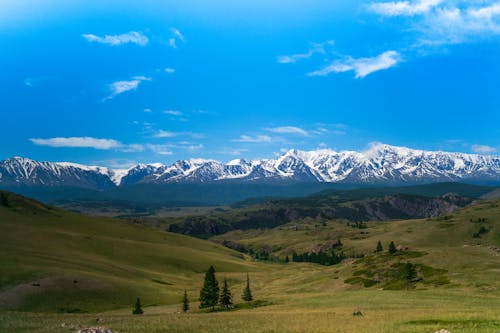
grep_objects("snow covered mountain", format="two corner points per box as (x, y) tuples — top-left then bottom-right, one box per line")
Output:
(1, 144), (500, 189)
(0, 157), (119, 190)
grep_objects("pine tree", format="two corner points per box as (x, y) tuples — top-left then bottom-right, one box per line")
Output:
(132, 297), (143, 315)
(405, 262), (417, 281)
(389, 241), (397, 254)
(376, 240), (383, 252)
(199, 265), (219, 310)
(242, 273), (253, 302)
(219, 278), (233, 310)
(182, 290), (189, 312)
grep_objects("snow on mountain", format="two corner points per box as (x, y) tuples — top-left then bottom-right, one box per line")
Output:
(0, 157), (116, 189)
(1, 144), (500, 189)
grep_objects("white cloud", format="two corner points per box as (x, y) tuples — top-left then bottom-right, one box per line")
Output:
(106, 76), (151, 100)
(218, 148), (249, 156)
(168, 38), (177, 48)
(417, 4), (500, 45)
(163, 110), (183, 116)
(168, 28), (186, 49)
(30, 137), (144, 152)
(471, 144), (496, 153)
(119, 144), (144, 153)
(24, 77), (41, 87)
(147, 141), (203, 155)
(308, 50), (401, 78)
(154, 130), (203, 139)
(171, 28), (186, 42)
(144, 108), (152, 113)
(30, 137), (121, 150)
(265, 126), (309, 136)
(317, 142), (329, 149)
(187, 144), (204, 151)
(469, 3), (500, 20)
(277, 40), (334, 64)
(82, 31), (148, 46)
(369, 0), (443, 17)
(233, 135), (274, 143)
(369, 0), (500, 46)
(154, 130), (178, 138)
(164, 67), (176, 73)
(147, 144), (174, 156)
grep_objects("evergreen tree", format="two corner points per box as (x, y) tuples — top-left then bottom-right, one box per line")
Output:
(199, 265), (219, 310)
(388, 241), (397, 254)
(219, 278), (233, 310)
(405, 263), (417, 281)
(132, 297), (143, 315)
(242, 273), (253, 302)
(182, 290), (189, 313)
(376, 240), (383, 252)
(285, 255), (289, 263)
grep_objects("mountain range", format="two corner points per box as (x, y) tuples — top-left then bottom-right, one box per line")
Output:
(1, 144), (500, 190)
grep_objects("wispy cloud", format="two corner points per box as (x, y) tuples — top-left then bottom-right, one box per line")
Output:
(169, 38), (177, 48)
(218, 148), (249, 156)
(147, 144), (174, 156)
(265, 126), (309, 136)
(119, 144), (145, 153)
(154, 130), (203, 139)
(147, 141), (203, 155)
(369, 0), (443, 17)
(418, 4), (500, 45)
(24, 77), (42, 87)
(369, 0), (500, 46)
(105, 76), (151, 100)
(308, 50), (401, 78)
(168, 27), (186, 48)
(233, 135), (274, 143)
(277, 40), (335, 64)
(471, 144), (496, 154)
(163, 110), (183, 116)
(187, 144), (204, 151)
(154, 130), (179, 138)
(82, 31), (148, 46)
(171, 28), (185, 42)
(30, 137), (121, 150)
(164, 67), (175, 74)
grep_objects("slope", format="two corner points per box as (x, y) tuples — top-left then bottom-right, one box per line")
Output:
(212, 199), (500, 290)
(0, 191), (256, 313)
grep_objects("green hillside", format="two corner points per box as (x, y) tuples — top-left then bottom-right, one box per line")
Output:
(1, 191), (500, 333)
(0, 191), (256, 313)
(213, 199), (500, 290)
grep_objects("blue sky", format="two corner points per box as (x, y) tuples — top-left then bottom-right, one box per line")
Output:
(1, 0), (500, 167)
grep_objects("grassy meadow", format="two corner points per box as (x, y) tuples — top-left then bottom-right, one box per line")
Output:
(0, 191), (499, 332)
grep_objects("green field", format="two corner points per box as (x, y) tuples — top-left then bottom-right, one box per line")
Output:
(1, 191), (499, 332)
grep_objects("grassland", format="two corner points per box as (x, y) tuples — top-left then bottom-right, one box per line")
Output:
(1, 191), (499, 332)
(0, 191), (256, 313)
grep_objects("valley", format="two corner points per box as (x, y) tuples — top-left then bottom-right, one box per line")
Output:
(1, 185), (499, 332)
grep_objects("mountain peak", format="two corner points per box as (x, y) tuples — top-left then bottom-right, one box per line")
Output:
(1, 145), (499, 188)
